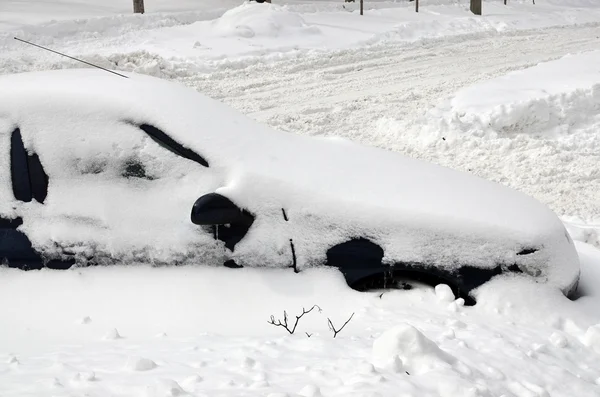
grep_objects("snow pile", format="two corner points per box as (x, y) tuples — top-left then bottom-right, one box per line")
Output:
(126, 357), (158, 371)
(434, 284), (456, 302)
(1, 247), (600, 396)
(432, 50), (600, 139)
(372, 323), (456, 374)
(564, 217), (600, 248)
(0, 1), (599, 396)
(582, 325), (600, 353)
(212, 2), (320, 39)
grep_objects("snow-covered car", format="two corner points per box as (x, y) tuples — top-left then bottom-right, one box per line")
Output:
(0, 69), (579, 303)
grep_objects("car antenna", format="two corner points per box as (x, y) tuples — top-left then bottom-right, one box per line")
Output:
(14, 37), (128, 79)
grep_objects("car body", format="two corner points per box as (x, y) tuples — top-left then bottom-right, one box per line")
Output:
(0, 69), (580, 303)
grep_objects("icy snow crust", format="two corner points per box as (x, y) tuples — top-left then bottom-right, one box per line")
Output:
(0, 69), (579, 292)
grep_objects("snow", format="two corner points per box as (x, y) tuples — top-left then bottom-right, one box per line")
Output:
(0, 0), (244, 30)
(583, 325), (600, 353)
(213, 3), (320, 39)
(4, 1), (600, 74)
(127, 357), (159, 371)
(2, 256), (600, 396)
(372, 323), (456, 375)
(1, 0), (600, 396)
(437, 50), (600, 139)
(434, 284), (456, 302)
(419, 50), (600, 245)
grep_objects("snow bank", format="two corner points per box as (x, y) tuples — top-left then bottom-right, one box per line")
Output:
(435, 50), (600, 139)
(377, 50), (600, 246)
(372, 323), (456, 374)
(0, 244), (599, 396)
(212, 3), (320, 39)
(4, 0), (600, 74)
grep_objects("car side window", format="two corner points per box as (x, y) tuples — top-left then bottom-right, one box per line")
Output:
(138, 124), (209, 168)
(10, 128), (48, 203)
(10, 129), (32, 202)
(27, 152), (49, 203)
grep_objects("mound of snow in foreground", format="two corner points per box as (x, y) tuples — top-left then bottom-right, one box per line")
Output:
(0, 241), (599, 396)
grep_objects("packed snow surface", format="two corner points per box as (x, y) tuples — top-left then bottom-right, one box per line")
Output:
(1, 1), (600, 397)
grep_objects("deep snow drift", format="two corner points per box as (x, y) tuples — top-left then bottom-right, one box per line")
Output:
(1, 245), (600, 396)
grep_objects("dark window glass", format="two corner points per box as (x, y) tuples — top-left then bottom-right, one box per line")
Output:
(10, 129), (32, 203)
(138, 124), (209, 167)
(10, 128), (49, 204)
(27, 152), (49, 203)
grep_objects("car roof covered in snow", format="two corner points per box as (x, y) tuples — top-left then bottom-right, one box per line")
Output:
(0, 69), (563, 241)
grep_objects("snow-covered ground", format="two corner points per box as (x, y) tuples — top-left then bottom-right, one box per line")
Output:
(1, 0), (600, 396)
(3, 1), (600, 73)
(2, 248), (600, 397)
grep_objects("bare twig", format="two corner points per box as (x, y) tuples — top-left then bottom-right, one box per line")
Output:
(267, 305), (322, 334)
(305, 332), (313, 338)
(327, 313), (355, 338)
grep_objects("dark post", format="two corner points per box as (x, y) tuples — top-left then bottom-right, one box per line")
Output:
(416, 0), (419, 12)
(133, 0), (145, 14)
(360, 0), (363, 16)
(470, 0), (482, 15)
